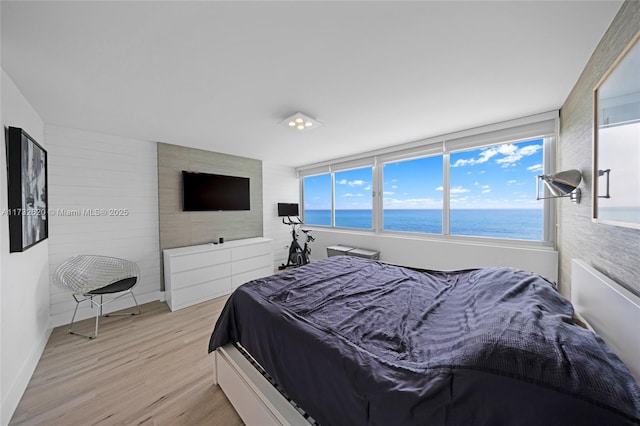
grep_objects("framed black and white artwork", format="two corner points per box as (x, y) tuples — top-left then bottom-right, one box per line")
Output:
(6, 126), (48, 252)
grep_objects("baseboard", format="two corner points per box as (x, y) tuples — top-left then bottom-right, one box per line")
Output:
(1, 324), (53, 426)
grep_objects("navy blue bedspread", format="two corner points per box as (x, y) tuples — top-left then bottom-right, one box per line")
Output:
(209, 256), (640, 425)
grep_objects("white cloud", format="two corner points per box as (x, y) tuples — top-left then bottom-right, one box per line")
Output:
(497, 144), (518, 156)
(496, 144), (542, 167)
(452, 142), (543, 168)
(337, 178), (366, 186)
(450, 186), (470, 194)
(520, 145), (542, 156)
(452, 158), (472, 167)
(527, 163), (543, 173)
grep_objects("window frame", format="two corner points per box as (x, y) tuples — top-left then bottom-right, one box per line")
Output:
(333, 165), (374, 230)
(301, 173), (334, 227)
(380, 153), (445, 235)
(297, 112), (558, 246)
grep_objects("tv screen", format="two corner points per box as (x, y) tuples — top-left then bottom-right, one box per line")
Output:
(277, 203), (299, 217)
(182, 171), (250, 211)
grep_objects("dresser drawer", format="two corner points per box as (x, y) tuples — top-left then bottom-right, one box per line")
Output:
(168, 277), (232, 311)
(232, 254), (272, 275)
(169, 262), (232, 290)
(169, 249), (231, 273)
(231, 242), (271, 261)
(163, 238), (273, 311)
(232, 265), (273, 290)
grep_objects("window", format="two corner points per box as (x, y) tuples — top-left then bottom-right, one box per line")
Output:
(302, 174), (332, 226)
(382, 156), (443, 234)
(297, 112), (557, 243)
(449, 139), (544, 240)
(334, 167), (373, 229)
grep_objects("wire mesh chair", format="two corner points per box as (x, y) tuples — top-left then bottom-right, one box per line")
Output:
(55, 255), (141, 339)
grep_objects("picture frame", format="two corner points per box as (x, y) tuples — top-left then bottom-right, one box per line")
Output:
(6, 126), (48, 252)
(592, 31), (640, 230)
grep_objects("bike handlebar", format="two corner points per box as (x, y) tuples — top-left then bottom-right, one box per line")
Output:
(282, 216), (303, 226)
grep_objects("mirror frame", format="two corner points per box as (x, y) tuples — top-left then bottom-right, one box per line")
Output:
(592, 31), (640, 230)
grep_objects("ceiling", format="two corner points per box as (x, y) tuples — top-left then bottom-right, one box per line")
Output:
(1, 1), (622, 168)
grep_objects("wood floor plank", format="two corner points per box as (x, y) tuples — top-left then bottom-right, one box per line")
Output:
(9, 298), (243, 426)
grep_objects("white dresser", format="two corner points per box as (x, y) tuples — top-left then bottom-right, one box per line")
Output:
(163, 237), (273, 311)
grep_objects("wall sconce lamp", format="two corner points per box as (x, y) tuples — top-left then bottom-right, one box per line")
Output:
(536, 169), (582, 204)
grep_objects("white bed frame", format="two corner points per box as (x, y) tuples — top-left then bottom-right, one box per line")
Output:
(571, 259), (640, 382)
(213, 343), (310, 425)
(213, 259), (640, 425)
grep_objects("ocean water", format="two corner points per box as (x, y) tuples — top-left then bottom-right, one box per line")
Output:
(304, 209), (543, 241)
(597, 207), (640, 225)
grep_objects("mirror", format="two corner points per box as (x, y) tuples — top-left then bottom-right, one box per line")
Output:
(593, 31), (640, 229)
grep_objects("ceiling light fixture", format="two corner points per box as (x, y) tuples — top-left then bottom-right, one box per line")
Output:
(280, 112), (322, 131)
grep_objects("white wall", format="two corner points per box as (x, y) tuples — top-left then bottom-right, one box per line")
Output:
(46, 125), (161, 327)
(1, 69), (51, 426)
(261, 162), (299, 268)
(310, 229), (559, 282)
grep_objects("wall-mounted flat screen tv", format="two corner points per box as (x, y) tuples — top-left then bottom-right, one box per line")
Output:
(182, 171), (250, 211)
(277, 203), (299, 217)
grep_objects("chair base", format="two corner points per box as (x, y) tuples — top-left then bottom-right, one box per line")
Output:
(68, 289), (141, 339)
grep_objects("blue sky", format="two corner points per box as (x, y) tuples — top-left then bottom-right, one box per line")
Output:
(448, 139), (543, 209)
(304, 139), (544, 210)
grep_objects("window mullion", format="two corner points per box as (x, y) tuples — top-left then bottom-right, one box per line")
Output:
(543, 136), (557, 244)
(331, 172), (336, 227)
(373, 159), (382, 232)
(443, 153), (450, 235)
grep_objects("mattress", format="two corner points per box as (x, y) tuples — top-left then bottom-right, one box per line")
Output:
(209, 256), (640, 425)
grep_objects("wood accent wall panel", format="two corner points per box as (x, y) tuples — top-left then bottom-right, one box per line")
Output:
(558, 1), (640, 296)
(157, 143), (263, 288)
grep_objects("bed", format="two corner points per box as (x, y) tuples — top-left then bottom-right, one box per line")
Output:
(208, 256), (640, 425)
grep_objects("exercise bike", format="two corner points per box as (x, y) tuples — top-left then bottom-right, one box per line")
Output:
(279, 216), (314, 270)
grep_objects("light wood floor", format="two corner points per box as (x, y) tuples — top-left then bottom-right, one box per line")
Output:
(10, 298), (243, 426)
